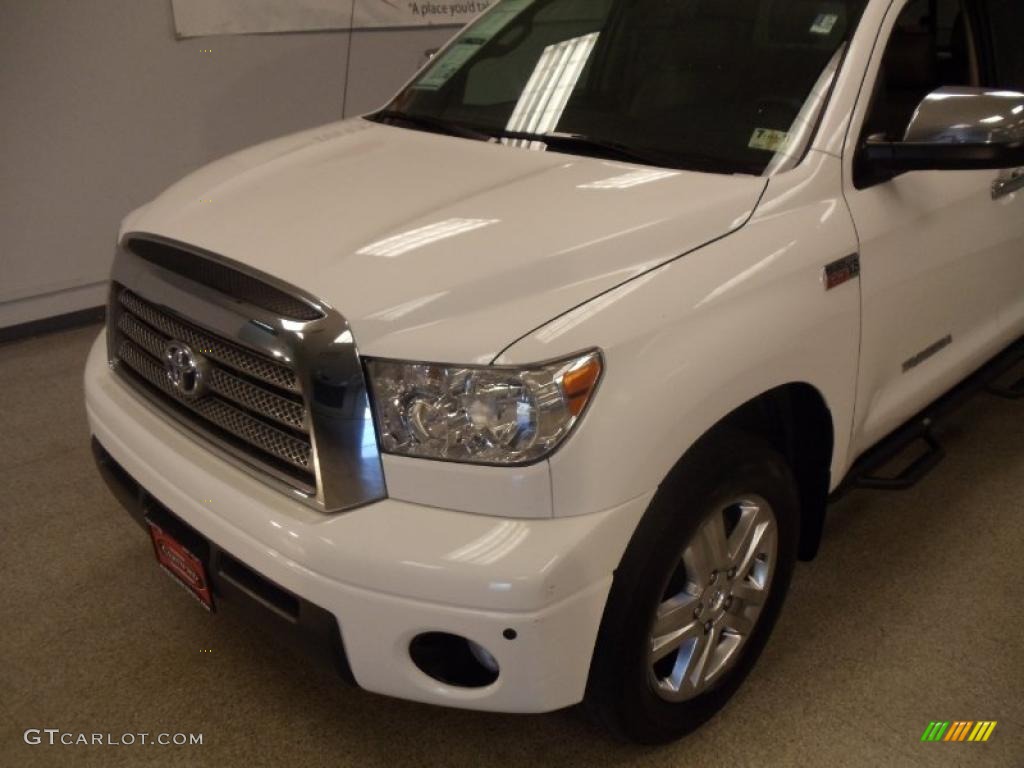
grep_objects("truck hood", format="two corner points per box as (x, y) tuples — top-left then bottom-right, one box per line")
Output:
(126, 119), (767, 362)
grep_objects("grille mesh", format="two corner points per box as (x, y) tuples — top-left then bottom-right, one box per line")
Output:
(119, 291), (299, 392)
(206, 368), (307, 430)
(111, 289), (314, 489)
(117, 313), (306, 430)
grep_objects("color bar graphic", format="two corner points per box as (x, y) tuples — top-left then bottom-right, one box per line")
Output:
(970, 722), (997, 742)
(944, 721), (972, 741)
(921, 721), (996, 742)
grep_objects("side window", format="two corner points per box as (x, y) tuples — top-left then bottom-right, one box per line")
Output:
(862, 0), (979, 141)
(981, 0), (1024, 89)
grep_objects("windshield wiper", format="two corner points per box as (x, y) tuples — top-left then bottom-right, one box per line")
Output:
(371, 110), (492, 141)
(491, 130), (672, 165)
(493, 130), (758, 174)
(370, 116), (758, 174)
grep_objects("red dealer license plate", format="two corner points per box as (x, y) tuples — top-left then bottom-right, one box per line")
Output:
(148, 522), (214, 611)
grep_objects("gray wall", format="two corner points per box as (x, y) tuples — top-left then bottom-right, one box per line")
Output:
(0, 0), (454, 329)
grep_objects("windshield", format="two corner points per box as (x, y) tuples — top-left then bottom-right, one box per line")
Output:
(378, 0), (869, 175)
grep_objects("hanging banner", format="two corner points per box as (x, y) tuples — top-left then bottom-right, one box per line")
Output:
(355, 0), (496, 28)
(171, 0), (496, 38)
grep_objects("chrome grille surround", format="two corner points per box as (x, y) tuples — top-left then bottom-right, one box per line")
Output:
(107, 234), (387, 513)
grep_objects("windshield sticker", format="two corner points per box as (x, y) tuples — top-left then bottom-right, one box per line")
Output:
(413, 42), (482, 90)
(749, 128), (790, 152)
(470, 0), (533, 38)
(810, 13), (839, 35)
(412, 0), (535, 91)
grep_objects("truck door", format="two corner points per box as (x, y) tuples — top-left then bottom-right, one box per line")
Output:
(843, 0), (1024, 455)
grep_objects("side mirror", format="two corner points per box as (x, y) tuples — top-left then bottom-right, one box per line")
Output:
(860, 86), (1024, 182)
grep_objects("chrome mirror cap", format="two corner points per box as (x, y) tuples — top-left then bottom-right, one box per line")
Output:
(905, 86), (1024, 146)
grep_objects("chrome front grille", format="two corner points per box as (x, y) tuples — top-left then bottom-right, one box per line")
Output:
(107, 234), (387, 513)
(111, 288), (316, 494)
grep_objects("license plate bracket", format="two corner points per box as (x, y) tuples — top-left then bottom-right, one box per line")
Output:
(148, 521), (215, 612)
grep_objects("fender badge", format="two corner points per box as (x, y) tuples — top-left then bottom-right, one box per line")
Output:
(823, 253), (861, 291)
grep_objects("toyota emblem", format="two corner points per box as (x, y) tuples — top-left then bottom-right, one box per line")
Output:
(163, 341), (208, 398)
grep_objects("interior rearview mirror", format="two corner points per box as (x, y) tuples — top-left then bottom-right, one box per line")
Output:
(860, 86), (1024, 183)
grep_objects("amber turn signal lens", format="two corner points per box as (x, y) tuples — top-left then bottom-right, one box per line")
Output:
(561, 356), (602, 417)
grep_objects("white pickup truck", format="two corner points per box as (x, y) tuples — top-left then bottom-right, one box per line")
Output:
(85, 0), (1023, 743)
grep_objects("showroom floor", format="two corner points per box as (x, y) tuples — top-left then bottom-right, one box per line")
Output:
(2, 323), (1022, 768)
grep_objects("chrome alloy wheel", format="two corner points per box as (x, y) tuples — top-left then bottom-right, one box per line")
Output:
(647, 496), (778, 702)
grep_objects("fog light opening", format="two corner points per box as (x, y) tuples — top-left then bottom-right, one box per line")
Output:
(468, 639), (499, 673)
(409, 632), (500, 688)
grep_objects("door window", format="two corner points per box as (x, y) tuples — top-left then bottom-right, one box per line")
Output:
(981, 0), (1024, 89)
(861, 0), (980, 141)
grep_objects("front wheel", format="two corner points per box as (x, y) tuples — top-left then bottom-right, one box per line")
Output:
(585, 430), (800, 744)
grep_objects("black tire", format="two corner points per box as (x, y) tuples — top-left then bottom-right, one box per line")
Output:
(584, 429), (800, 744)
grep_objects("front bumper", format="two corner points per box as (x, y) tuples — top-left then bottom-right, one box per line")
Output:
(85, 331), (651, 713)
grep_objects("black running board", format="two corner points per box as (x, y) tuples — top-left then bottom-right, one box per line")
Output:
(854, 431), (946, 491)
(987, 366), (1024, 399)
(834, 335), (1023, 497)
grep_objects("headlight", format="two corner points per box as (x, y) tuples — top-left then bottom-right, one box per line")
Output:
(366, 350), (602, 465)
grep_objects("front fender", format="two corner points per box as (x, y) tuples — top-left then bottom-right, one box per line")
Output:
(498, 152), (860, 518)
